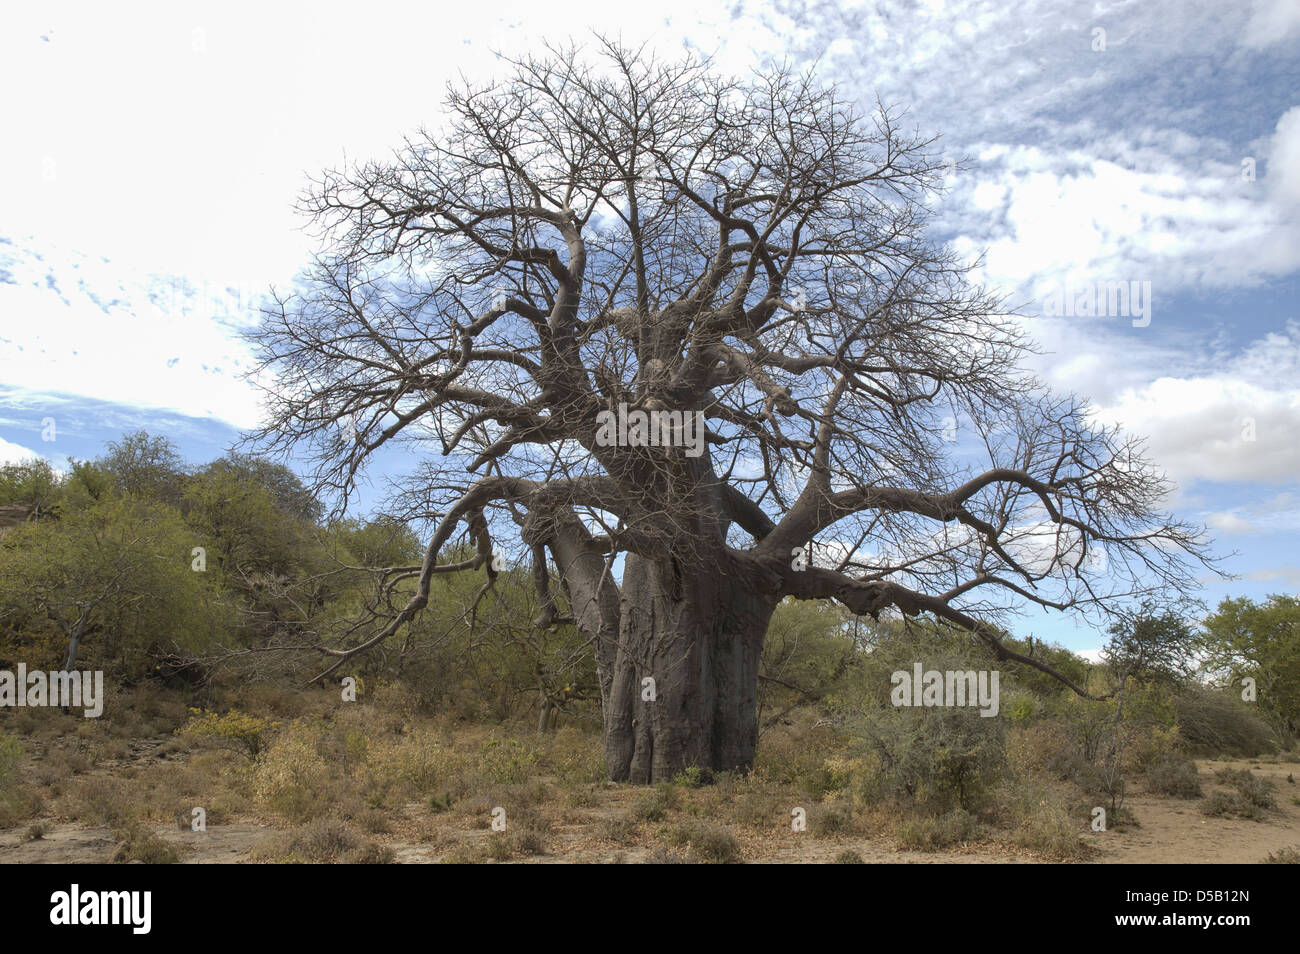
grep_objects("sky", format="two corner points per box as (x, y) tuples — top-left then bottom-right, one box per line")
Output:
(1, 0), (1298, 658)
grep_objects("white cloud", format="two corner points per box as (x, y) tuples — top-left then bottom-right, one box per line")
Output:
(1199, 492), (1300, 539)
(1241, 0), (1300, 49)
(1266, 106), (1300, 206)
(0, 0), (1295, 516)
(0, 239), (266, 427)
(951, 130), (1300, 304)
(1092, 380), (1295, 485)
(1205, 512), (1260, 535)
(0, 437), (42, 466)
(1243, 567), (1300, 587)
(0, 0), (775, 283)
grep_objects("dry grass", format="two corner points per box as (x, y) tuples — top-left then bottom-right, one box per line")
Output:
(4, 683), (1290, 864)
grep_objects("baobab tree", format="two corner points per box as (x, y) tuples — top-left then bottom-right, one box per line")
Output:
(249, 40), (1211, 782)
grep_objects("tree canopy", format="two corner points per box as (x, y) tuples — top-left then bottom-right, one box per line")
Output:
(246, 41), (1215, 778)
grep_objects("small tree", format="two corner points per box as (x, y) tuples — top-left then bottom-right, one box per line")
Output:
(1093, 602), (1198, 815)
(0, 459), (61, 513)
(758, 597), (860, 727)
(0, 497), (229, 675)
(1201, 595), (1300, 736)
(99, 430), (186, 504)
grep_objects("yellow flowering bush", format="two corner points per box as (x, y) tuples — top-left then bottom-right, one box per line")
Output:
(178, 707), (281, 759)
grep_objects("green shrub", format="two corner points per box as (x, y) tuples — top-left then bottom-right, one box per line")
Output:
(1145, 756), (1202, 798)
(1003, 690), (1040, 724)
(672, 766), (706, 788)
(178, 708), (280, 759)
(851, 704), (1007, 813)
(1175, 688), (1278, 757)
(478, 737), (538, 785)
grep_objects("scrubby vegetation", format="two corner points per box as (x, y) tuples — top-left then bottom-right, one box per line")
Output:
(0, 433), (1298, 862)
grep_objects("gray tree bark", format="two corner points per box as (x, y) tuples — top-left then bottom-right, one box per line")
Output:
(598, 552), (776, 783)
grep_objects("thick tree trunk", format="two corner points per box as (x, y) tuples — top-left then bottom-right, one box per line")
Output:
(601, 552), (775, 783)
(537, 468), (779, 784)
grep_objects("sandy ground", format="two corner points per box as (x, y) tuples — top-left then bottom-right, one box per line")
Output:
(1087, 758), (1300, 864)
(2, 757), (1295, 864)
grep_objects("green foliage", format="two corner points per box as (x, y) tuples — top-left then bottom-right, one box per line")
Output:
(327, 516), (420, 567)
(179, 707), (281, 759)
(1174, 686), (1278, 757)
(0, 458), (61, 510)
(66, 459), (112, 503)
(213, 453), (322, 524)
(0, 495), (232, 675)
(388, 551), (596, 727)
(99, 430), (186, 503)
(182, 459), (318, 580)
(1104, 603), (1199, 685)
(1201, 595), (1300, 736)
(672, 765), (706, 788)
(759, 598), (862, 718)
(477, 736), (538, 784)
(1002, 689), (1039, 723)
(991, 633), (1092, 699)
(853, 704), (1007, 813)
(835, 626), (1008, 813)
